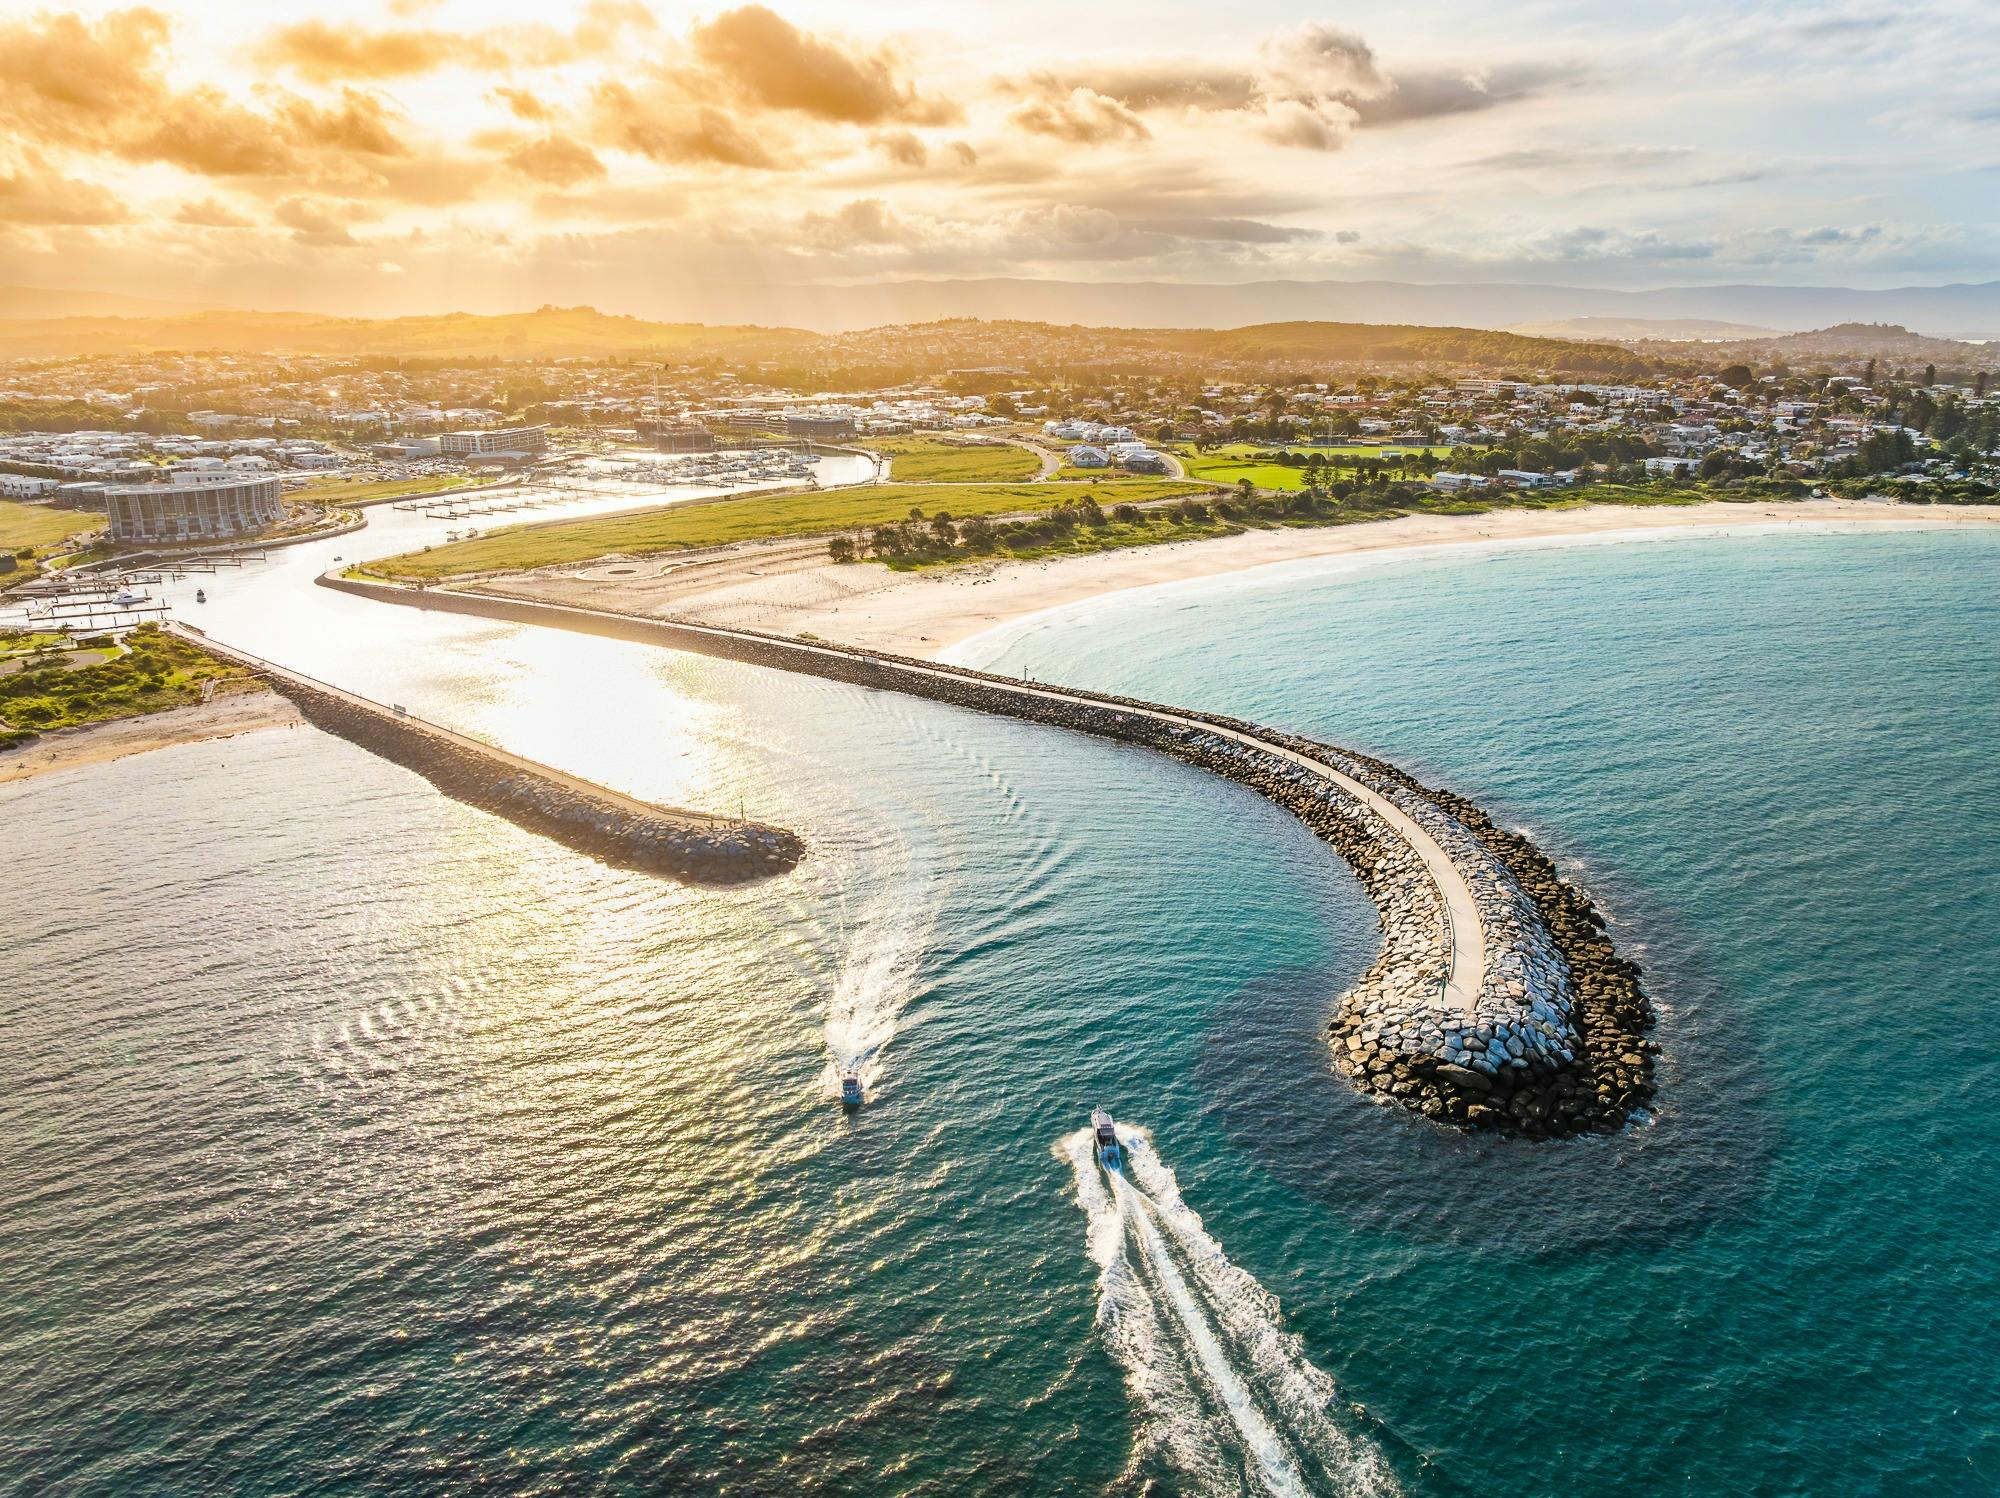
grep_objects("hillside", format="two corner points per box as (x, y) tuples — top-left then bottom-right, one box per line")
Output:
(1123, 321), (1660, 375)
(0, 305), (823, 361)
(1629, 322), (1999, 371)
(0, 285), (222, 320)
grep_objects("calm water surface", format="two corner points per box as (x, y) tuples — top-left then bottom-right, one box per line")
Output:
(5, 525), (1996, 1495)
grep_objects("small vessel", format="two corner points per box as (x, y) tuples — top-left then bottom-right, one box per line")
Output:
(194, 588), (206, 603)
(112, 589), (146, 606)
(840, 1069), (863, 1108)
(1092, 1109), (1122, 1173)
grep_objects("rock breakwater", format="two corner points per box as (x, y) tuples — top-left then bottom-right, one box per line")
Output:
(169, 624), (801, 886)
(327, 577), (1655, 1134)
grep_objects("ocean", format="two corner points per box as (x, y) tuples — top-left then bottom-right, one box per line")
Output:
(4, 525), (1996, 1495)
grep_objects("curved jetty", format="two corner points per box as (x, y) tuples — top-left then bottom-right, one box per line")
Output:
(325, 577), (1656, 1135)
(167, 624), (801, 886)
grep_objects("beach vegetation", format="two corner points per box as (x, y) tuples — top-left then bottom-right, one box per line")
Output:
(0, 624), (256, 745)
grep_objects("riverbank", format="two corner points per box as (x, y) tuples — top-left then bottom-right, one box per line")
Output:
(479, 496), (2000, 659)
(0, 687), (300, 784)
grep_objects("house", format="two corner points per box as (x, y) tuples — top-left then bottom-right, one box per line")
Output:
(1069, 445), (1110, 468)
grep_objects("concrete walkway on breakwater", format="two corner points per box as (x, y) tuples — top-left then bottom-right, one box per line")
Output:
(168, 621), (802, 884)
(323, 575), (1651, 1135)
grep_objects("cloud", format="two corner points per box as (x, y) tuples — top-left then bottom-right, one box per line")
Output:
(592, 83), (782, 168)
(276, 197), (362, 246)
(1346, 63), (1581, 126)
(278, 89), (409, 157)
(0, 7), (174, 149)
(174, 197), (256, 228)
(688, 5), (958, 125)
(1260, 22), (1385, 95)
(253, 2), (656, 81)
(130, 88), (298, 175)
(1010, 83), (1150, 144)
(505, 135), (606, 186)
(492, 87), (552, 122)
(0, 159), (129, 225)
(871, 130), (927, 168)
(254, 20), (466, 81)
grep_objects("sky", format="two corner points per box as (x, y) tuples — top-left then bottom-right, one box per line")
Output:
(0, 0), (1996, 316)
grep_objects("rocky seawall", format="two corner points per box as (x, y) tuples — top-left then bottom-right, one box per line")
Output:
(169, 624), (801, 886)
(327, 577), (1655, 1135)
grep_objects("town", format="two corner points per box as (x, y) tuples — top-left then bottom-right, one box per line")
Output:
(1, 318), (1996, 583)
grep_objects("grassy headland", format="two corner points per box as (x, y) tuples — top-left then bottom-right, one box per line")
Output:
(0, 623), (260, 748)
(366, 479), (1203, 579)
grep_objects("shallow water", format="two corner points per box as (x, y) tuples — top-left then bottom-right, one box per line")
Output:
(5, 526), (1996, 1494)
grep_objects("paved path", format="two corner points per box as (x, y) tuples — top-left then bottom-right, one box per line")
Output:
(422, 586), (1489, 1012)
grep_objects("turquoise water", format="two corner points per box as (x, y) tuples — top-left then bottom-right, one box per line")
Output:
(4, 527), (1996, 1494)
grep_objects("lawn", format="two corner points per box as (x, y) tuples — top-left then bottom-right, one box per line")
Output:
(1178, 443), (1465, 491)
(0, 499), (106, 550)
(302, 474), (477, 505)
(870, 438), (1041, 483)
(368, 479), (1204, 579)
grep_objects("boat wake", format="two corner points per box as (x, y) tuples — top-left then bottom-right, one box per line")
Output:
(1060, 1124), (1400, 1497)
(820, 889), (932, 1103)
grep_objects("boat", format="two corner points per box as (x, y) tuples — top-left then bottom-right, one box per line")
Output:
(112, 590), (147, 606)
(1092, 1109), (1122, 1172)
(840, 1069), (863, 1108)
(194, 588), (206, 604)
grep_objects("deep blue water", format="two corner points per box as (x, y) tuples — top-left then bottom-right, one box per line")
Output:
(4, 526), (1996, 1495)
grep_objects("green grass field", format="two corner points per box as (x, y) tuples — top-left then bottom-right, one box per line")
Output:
(0, 500), (106, 550)
(370, 479), (1203, 579)
(1178, 443), (1462, 492)
(302, 474), (476, 505)
(871, 438), (1041, 483)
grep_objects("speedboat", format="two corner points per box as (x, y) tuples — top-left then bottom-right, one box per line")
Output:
(112, 589), (147, 606)
(1092, 1109), (1122, 1173)
(194, 588), (206, 603)
(840, 1069), (863, 1108)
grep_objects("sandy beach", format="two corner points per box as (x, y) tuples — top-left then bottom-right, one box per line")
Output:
(0, 688), (302, 785)
(483, 497), (2000, 660)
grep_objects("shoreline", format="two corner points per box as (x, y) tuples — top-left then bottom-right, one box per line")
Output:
(0, 689), (302, 785)
(482, 497), (2000, 661)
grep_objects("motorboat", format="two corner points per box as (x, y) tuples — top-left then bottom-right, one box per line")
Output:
(840, 1069), (863, 1108)
(112, 590), (147, 607)
(194, 588), (206, 604)
(1092, 1109), (1122, 1173)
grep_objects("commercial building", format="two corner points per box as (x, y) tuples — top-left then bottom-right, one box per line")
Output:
(439, 424), (548, 458)
(640, 422), (715, 453)
(785, 412), (856, 441)
(104, 474), (285, 545)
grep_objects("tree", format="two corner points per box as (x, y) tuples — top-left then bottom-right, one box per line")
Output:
(827, 535), (856, 563)
(1718, 364), (1754, 390)
(1924, 363), (1938, 387)
(1236, 476), (1254, 502)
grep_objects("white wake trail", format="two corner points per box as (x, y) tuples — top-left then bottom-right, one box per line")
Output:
(1060, 1125), (1402, 1497)
(820, 889), (932, 1100)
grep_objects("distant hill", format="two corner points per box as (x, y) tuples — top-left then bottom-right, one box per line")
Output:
(624, 276), (2000, 341)
(0, 305), (822, 361)
(1122, 320), (1643, 370)
(1628, 322), (1998, 370)
(0, 305), (1662, 375)
(0, 284), (223, 320)
(1506, 316), (1779, 341)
